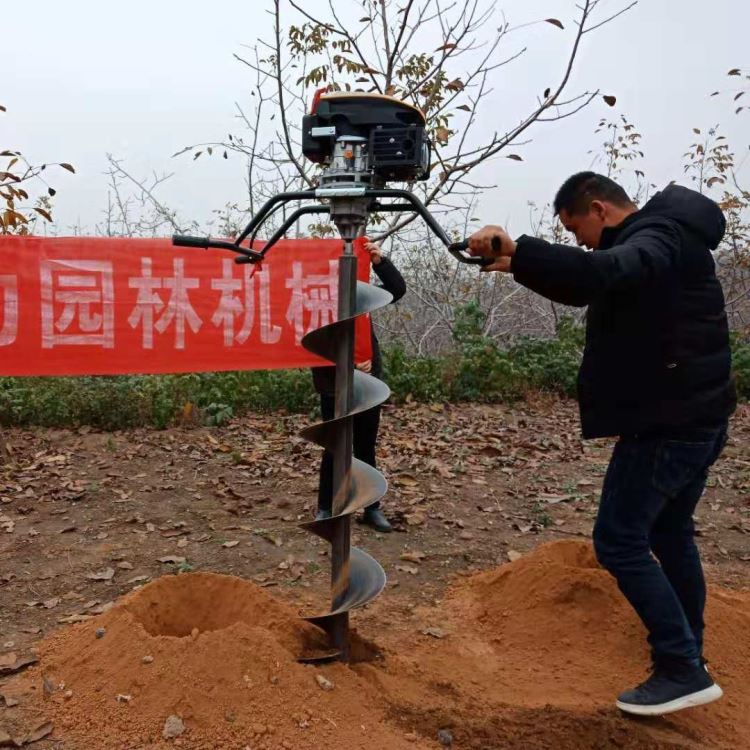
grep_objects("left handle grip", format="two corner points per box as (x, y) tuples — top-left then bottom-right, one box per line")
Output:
(172, 234), (210, 248)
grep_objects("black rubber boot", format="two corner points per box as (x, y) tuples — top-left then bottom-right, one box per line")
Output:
(360, 507), (392, 533)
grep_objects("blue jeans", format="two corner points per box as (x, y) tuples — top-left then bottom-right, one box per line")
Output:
(593, 423), (728, 667)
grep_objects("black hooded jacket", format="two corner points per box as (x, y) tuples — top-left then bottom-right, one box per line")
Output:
(511, 184), (737, 438)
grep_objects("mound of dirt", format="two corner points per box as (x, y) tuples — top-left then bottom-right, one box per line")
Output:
(371, 540), (750, 749)
(2, 573), (422, 749)
(3, 543), (749, 749)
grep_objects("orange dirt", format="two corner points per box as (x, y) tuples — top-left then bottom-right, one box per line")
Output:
(4, 541), (749, 749)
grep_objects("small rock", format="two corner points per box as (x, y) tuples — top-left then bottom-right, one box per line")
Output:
(163, 715), (185, 740)
(507, 549), (523, 562)
(315, 674), (334, 691)
(422, 627), (446, 639)
(64, 690), (73, 700)
(142, 655), (154, 664)
(252, 724), (267, 736)
(224, 711), (236, 723)
(95, 628), (106, 639)
(116, 694), (132, 703)
(0, 730), (14, 747)
(190, 627), (199, 640)
(42, 674), (56, 695)
(405, 732), (419, 742)
(438, 728), (454, 746)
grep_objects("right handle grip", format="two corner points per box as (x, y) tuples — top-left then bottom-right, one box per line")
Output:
(448, 236), (501, 267)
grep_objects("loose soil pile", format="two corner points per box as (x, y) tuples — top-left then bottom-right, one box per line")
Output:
(3, 541), (749, 749)
(372, 540), (750, 749)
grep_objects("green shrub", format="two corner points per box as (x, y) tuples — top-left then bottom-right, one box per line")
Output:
(0, 318), (745, 429)
(510, 316), (585, 397)
(381, 346), (447, 403)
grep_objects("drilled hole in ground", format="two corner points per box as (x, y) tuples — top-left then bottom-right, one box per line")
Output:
(124, 572), (312, 644)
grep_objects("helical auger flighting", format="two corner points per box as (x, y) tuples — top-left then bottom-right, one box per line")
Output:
(298, 273), (393, 662)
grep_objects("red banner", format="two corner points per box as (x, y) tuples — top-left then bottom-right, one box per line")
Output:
(0, 236), (373, 376)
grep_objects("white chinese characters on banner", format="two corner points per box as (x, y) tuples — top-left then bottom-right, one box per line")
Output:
(285, 260), (339, 345)
(129, 258), (202, 349)
(40, 260), (115, 348)
(0, 275), (18, 347)
(210, 260), (281, 346)
(14, 256), (343, 353)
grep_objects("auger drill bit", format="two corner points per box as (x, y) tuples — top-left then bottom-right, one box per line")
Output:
(299, 250), (393, 661)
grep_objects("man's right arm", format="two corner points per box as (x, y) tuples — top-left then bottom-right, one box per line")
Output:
(510, 236), (598, 307)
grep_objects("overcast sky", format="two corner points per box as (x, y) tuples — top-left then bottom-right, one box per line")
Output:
(3, 0), (747, 239)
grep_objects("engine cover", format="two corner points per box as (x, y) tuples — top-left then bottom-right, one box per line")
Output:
(302, 92), (431, 182)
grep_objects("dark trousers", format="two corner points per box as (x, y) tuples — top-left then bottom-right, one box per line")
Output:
(593, 423), (728, 667)
(317, 393), (382, 513)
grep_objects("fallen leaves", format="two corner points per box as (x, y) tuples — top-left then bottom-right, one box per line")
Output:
(0, 399), (747, 669)
(396, 565), (419, 576)
(86, 567), (115, 582)
(394, 474), (419, 488)
(0, 515), (15, 533)
(25, 721), (54, 744)
(57, 614), (93, 624)
(0, 653), (38, 676)
(404, 512), (426, 527)
(400, 551), (427, 564)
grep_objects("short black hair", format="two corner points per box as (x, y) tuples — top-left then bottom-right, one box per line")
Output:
(553, 172), (634, 216)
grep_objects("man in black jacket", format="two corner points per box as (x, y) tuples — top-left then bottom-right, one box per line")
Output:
(313, 239), (406, 532)
(469, 173), (736, 717)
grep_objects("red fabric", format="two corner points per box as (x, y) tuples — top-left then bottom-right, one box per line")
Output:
(0, 236), (372, 376)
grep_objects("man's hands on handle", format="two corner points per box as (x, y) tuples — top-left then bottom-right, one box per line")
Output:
(467, 225), (517, 273)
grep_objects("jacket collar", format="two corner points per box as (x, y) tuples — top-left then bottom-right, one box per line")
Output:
(599, 210), (642, 250)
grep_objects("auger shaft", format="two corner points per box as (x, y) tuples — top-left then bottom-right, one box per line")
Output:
(329, 239), (358, 659)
